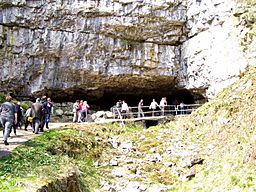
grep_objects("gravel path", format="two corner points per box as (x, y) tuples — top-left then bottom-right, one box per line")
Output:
(0, 123), (72, 159)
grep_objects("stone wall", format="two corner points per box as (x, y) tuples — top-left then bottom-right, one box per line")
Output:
(51, 102), (74, 122)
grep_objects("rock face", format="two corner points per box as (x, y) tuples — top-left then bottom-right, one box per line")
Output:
(182, 0), (256, 98)
(0, 0), (255, 105)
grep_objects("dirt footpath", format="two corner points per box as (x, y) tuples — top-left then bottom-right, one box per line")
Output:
(0, 123), (72, 158)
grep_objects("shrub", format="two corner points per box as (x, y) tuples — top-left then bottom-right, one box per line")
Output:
(0, 93), (5, 104)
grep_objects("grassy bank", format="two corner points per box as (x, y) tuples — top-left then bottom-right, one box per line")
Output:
(0, 127), (103, 191)
(157, 65), (256, 190)
(0, 123), (143, 192)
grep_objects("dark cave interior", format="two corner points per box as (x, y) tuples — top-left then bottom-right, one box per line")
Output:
(95, 89), (197, 110)
(11, 81), (207, 112)
(36, 87), (205, 111)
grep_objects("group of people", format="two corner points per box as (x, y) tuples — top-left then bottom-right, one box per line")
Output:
(1, 95), (186, 145)
(110, 100), (129, 119)
(112, 97), (186, 118)
(111, 98), (168, 119)
(0, 95), (53, 145)
(27, 96), (54, 134)
(140, 97), (168, 117)
(72, 100), (90, 123)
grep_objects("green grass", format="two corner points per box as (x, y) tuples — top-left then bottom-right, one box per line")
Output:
(0, 128), (103, 191)
(0, 123), (144, 191)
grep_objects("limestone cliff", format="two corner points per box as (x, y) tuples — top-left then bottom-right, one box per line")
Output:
(183, 0), (256, 98)
(0, 0), (255, 104)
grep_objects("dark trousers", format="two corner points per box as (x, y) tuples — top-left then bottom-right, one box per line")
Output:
(45, 113), (51, 128)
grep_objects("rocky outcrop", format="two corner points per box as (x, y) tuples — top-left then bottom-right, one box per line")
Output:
(95, 132), (204, 191)
(0, 0), (186, 101)
(0, 0), (255, 104)
(182, 0), (256, 98)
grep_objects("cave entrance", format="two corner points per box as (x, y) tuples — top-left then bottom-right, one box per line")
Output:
(39, 87), (205, 111)
(30, 74), (206, 112)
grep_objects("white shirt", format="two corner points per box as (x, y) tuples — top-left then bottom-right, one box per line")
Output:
(160, 99), (167, 107)
(121, 102), (129, 111)
(149, 101), (158, 110)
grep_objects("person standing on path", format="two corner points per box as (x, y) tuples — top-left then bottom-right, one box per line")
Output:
(45, 97), (53, 129)
(149, 99), (159, 116)
(179, 101), (185, 115)
(81, 101), (90, 122)
(138, 99), (144, 118)
(0, 96), (17, 145)
(13, 101), (23, 134)
(121, 100), (129, 119)
(72, 100), (80, 123)
(159, 97), (167, 116)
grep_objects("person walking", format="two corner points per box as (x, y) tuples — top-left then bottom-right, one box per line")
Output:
(77, 100), (84, 123)
(31, 98), (43, 134)
(138, 99), (144, 118)
(24, 107), (32, 131)
(40, 96), (48, 132)
(0, 96), (17, 145)
(13, 101), (23, 134)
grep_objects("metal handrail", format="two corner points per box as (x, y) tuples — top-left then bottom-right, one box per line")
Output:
(128, 104), (201, 109)
(111, 104), (202, 119)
